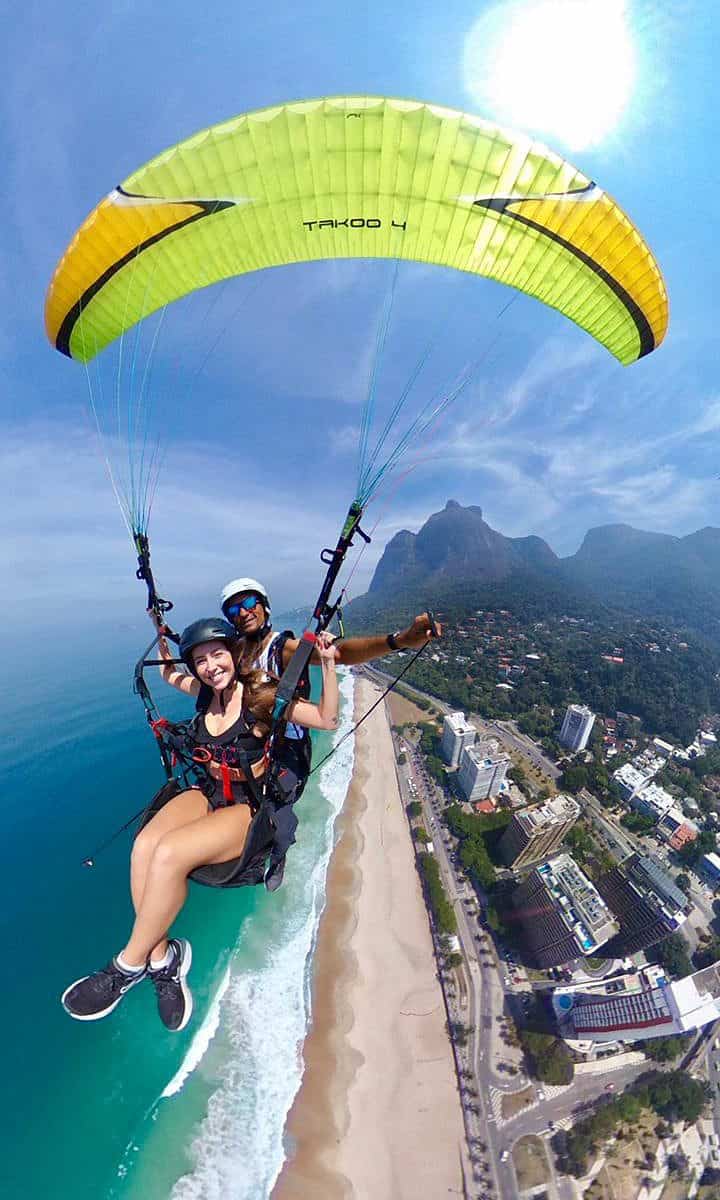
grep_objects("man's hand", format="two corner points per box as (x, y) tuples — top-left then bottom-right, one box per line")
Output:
(397, 612), (442, 649)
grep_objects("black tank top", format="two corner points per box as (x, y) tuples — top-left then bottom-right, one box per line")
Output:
(189, 705), (266, 769)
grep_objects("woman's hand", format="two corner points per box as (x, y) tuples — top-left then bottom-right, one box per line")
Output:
(148, 608), (173, 662)
(315, 631), (339, 666)
(287, 630), (339, 730)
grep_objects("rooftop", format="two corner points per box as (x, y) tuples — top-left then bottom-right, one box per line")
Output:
(443, 712), (475, 736)
(554, 960), (720, 1041)
(535, 853), (619, 953)
(623, 854), (687, 913)
(515, 795), (580, 834)
(613, 763), (652, 794)
(632, 781), (675, 816)
(461, 747), (509, 771)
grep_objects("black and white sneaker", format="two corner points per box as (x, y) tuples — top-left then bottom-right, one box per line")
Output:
(149, 938), (193, 1032)
(61, 958), (147, 1021)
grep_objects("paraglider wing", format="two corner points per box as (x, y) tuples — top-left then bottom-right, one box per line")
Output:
(45, 95), (667, 365)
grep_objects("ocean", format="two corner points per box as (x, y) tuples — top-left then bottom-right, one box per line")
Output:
(0, 642), (354, 1200)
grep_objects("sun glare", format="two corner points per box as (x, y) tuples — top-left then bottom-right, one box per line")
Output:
(463, 0), (636, 151)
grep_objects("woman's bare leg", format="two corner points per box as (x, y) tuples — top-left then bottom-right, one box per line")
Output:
(122, 804), (253, 966)
(129, 788), (208, 963)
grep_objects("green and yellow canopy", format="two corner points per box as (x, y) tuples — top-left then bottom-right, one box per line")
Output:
(46, 95), (667, 365)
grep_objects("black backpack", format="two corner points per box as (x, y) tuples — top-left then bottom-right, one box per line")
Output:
(266, 630), (313, 803)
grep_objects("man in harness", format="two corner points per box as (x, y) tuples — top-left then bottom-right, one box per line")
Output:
(219, 576), (440, 890)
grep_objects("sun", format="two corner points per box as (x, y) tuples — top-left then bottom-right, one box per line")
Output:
(463, 0), (636, 151)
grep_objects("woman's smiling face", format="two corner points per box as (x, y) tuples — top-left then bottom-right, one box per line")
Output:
(191, 640), (236, 690)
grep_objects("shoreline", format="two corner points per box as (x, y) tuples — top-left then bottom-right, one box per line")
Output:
(272, 674), (465, 1199)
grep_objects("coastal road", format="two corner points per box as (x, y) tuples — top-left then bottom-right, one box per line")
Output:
(363, 664), (452, 715)
(391, 729), (511, 1198)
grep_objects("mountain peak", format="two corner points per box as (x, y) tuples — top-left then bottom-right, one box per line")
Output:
(444, 498), (483, 519)
(369, 500), (556, 594)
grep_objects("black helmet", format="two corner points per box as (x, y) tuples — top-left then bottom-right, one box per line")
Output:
(179, 618), (237, 674)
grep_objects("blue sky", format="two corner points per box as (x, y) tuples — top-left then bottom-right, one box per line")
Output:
(2, 1), (718, 637)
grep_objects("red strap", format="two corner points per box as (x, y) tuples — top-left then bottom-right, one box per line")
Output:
(221, 761), (233, 803)
(302, 631), (317, 645)
(151, 717), (170, 741)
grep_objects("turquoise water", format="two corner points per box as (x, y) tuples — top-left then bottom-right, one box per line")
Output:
(0, 644), (353, 1199)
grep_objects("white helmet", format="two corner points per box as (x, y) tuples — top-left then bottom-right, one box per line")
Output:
(220, 577), (271, 616)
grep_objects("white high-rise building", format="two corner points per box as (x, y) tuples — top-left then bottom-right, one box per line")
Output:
(559, 704), (595, 752)
(457, 746), (509, 802)
(440, 711), (476, 768)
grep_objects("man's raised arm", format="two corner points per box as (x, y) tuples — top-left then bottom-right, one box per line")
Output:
(280, 612), (441, 669)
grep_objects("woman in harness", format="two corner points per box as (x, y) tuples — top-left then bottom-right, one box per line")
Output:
(61, 616), (338, 1033)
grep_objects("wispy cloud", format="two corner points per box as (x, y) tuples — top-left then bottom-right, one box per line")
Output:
(486, 337), (604, 427)
(380, 334), (720, 551)
(0, 419), (383, 628)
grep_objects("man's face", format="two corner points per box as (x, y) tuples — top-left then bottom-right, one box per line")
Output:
(225, 591), (267, 636)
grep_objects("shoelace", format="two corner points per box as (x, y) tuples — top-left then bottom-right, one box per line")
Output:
(152, 976), (181, 997)
(149, 953), (180, 988)
(90, 963), (139, 994)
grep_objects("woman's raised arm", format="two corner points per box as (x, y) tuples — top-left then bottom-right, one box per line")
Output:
(148, 611), (200, 697)
(286, 632), (339, 731)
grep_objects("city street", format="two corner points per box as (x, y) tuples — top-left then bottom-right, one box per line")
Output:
(707, 1037), (720, 1144)
(488, 718), (562, 784)
(580, 789), (637, 861)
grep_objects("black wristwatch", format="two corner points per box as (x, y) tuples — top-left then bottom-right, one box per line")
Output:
(386, 631), (402, 651)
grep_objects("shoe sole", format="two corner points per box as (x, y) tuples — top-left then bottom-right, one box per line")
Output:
(163, 938), (193, 1033)
(60, 968), (146, 1021)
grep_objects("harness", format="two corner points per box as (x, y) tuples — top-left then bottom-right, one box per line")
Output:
(188, 699), (267, 806)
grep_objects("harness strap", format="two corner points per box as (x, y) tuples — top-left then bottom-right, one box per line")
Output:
(271, 632), (317, 722)
(232, 746), (266, 811)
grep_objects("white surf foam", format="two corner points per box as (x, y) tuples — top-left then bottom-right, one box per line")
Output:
(165, 669), (356, 1200)
(161, 965), (232, 1098)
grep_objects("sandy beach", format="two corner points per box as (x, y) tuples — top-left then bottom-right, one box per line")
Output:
(272, 674), (465, 1200)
